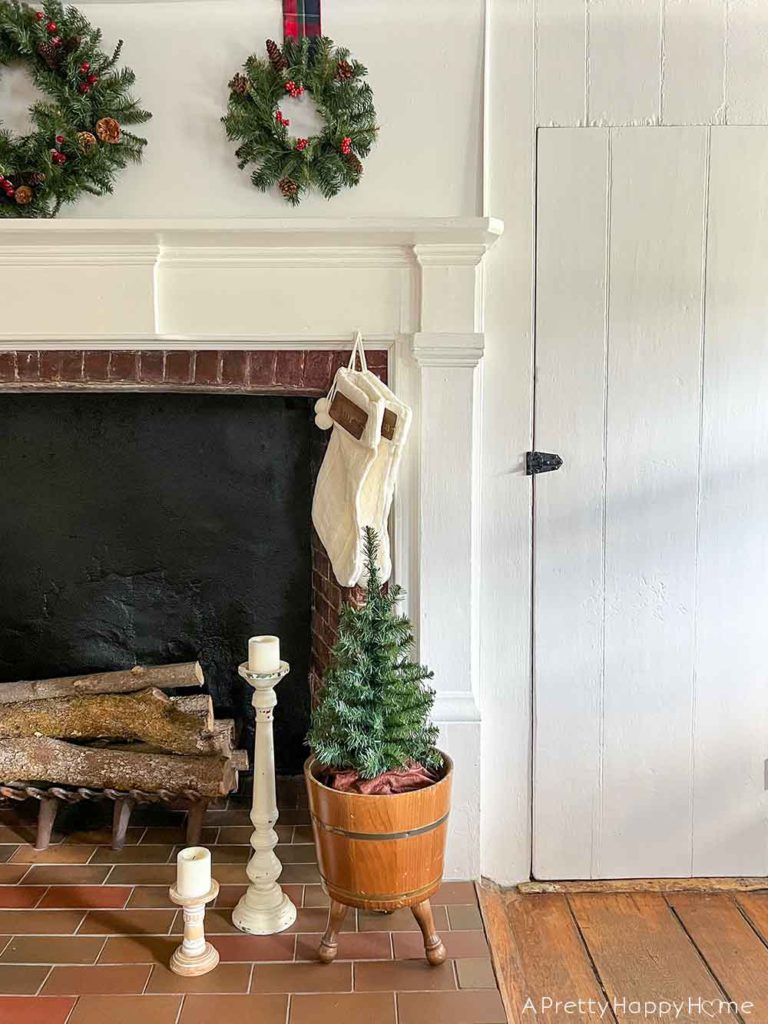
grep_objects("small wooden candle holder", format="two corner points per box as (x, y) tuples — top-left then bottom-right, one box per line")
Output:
(168, 880), (220, 976)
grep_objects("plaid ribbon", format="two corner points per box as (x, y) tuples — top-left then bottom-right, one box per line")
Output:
(283, 0), (322, 40)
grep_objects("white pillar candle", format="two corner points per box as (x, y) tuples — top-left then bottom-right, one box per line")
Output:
(176, 847), (212, 899)
(248, 635), (281, 674)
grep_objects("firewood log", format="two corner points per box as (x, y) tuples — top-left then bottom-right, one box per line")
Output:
(0, 662), (204, 705)
(0, 688), (217, 756)
(0, 737), (237, 797)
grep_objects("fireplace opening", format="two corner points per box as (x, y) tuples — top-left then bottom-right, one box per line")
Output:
(0, 390), (315, 774)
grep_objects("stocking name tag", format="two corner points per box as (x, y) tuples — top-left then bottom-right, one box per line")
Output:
(329, 392), (397, 441)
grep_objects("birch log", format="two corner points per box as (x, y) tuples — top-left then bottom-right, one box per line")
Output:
(0, 688), (217, 756)
(0, 662), (204, 705)
(0, 737), (237, 797)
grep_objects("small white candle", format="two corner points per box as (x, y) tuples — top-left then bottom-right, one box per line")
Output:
(176, 847), (212, 899)
(248, 635), (281, 674)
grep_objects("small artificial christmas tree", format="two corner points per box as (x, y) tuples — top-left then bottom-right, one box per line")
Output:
(308, 527), (442, 784)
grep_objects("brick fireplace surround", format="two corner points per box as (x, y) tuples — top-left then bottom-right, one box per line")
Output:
(0, 344), (506, 1024)
(0, 346), (387, 699)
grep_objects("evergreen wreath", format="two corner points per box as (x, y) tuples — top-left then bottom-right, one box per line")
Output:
(308, 528), (442, 782)
(223, 36), (377, 206)
(0, 0), (150, 218)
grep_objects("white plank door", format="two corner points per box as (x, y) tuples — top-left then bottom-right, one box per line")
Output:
(533, 126), (768, 879)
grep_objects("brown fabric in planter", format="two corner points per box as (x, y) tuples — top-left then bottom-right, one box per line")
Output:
(326, 763), (438, 794)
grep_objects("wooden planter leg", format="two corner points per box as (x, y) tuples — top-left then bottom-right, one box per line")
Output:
(412, 899), (447, 966)
(35, 795), (59, 851)
(112, 797), (135, 851)
(185, 800), (208, 846)
(317, 899), (350, 963)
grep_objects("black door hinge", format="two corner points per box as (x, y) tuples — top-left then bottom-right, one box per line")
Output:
(526, 451), (563, 475)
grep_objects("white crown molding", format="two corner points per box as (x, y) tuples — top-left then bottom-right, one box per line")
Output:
(0, 245), (158, 266)
(0, 334), (399, 350)
(412, 332), (485, 368)
(160, 245), (411, 269)
(0, 216), (503, 251)
(414, 243), (490, 268)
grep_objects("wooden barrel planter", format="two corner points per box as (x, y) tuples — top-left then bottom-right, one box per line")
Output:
(304, 752), (453, 965)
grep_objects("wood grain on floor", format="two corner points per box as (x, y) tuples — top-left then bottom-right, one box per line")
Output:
(480, 885), (768, 1024)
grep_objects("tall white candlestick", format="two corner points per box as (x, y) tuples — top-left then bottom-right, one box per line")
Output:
(232, 650), (297, 936)
(248, 635), (281, 674)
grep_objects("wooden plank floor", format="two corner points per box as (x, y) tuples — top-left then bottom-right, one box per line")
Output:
(479, 887), (768, 1024)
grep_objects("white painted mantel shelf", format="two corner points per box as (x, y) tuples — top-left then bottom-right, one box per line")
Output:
(0, 215), (503, 879)
(0, 216), (502, 345)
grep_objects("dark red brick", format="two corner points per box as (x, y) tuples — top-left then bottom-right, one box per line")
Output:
(329, 349), (349, 375)
(39, 351), (63, 381)
(247, 350), (277, 388)
(16, 352), (39, 382)
(109, 351), (138, 382)
(221, 351), (248, 387)
(194, 351), (221, 386)
(138, 351), (165, 383)
(60, 351), (84, 382)
(0, 352), (16, 382)
(302, 351), (333, 391)
(164, 351), (192, 384)
(274, 350), (305, 387)
(84, 351), (109, 381)
(367, 350), (389, 385)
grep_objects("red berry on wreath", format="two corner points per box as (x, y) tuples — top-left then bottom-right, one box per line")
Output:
(87, 73), (98, 84)
(46, 20), (56, 31)
(79, 83), (90, 93)
(55, 134), (65, 145)
(51, 36), (60, 46)
(80, 61), (90, 73)
(296, 137), (308, 151)
(35, 10), (44, 20)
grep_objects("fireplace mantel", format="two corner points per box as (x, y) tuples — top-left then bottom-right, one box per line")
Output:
(0, 215), (503, 879)
(0, 216), (503, 248)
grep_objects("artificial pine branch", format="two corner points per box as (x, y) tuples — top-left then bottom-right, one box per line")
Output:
(308, 528), (441, 780)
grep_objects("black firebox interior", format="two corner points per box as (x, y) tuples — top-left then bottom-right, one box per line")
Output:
(0, 391), (314, 773)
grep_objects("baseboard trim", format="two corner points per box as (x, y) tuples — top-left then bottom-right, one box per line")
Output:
(516, 876), (768, 895)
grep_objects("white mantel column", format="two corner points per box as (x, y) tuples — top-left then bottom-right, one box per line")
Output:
(411, 245), (487, 879)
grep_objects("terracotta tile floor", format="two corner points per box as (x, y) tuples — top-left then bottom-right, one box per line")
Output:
(0, 784), (506, 1024)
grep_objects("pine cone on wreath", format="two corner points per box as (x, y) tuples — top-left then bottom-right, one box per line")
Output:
(346, 152), (363, 177)
(36, 41), (60, 70)
(14, 185), (33, 205)
(28, 172), (46, 186)
(229, 72), (249, 96)
(62, 35), (81, 54)
(335, 59), (354, 82)
(77, 131), (97, 151)
(279, 177), (299, 200)
(266, 39), (288, 73)
(95, 117), (121, 144)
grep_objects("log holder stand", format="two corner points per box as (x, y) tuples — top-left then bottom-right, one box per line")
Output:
(0, 781), (209, 851)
